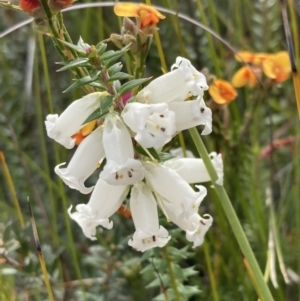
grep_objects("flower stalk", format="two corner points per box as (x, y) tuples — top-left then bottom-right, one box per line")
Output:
(189, 127), (274, 301)
(162, 246), (182, 301)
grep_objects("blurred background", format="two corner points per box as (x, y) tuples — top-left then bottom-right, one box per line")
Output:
(0, 0), (299, 300)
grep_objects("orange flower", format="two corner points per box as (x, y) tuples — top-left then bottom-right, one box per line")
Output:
(252, 52), (270, 66)
(235, 51), (270, 66)
(19, 0), (40, 13)
(114, 3), (165, 29)
(262, 51), (291, 83)
(231, 66), (259, 88)
(209, 79), (238, 105)
(235, 51), (255, 64)
(71, 120), (97, 146)
(49, 0), (75, 12)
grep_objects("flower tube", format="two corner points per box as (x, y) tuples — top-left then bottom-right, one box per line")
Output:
(45, 92), (106, 149)
(144, 162), (207, 219)
(164, 152), (223, 186)
(100, 113), (144, 185)
(168, 96), (212, 135)
(135, 57), (207, 104)
(128, 182), (170, 252)
(68, 178), (129, 240)
(55, 125), (105, 194)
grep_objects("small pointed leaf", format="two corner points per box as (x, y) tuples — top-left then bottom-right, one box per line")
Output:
(96, 42), (107, 54)
(57, 58), (90, 72)
(63, 76), (94, 93)
(82, 95), (114, 124)
(58, 39), (87, 55)
(118, 78), (151, 96)
(108, 63), (123, 76)
(108, 72), (132, 82)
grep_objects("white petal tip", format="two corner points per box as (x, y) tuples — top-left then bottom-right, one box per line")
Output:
(128, 227), (171, 252)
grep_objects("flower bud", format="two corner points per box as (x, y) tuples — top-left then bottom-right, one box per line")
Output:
(122, 17), (137, 35)
(110, 34), (124, 49)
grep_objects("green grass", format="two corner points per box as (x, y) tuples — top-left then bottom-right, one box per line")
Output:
(0, 0), (299, 300)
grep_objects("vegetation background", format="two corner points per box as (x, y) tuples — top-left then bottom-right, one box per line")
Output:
(0, 0), (299, 300)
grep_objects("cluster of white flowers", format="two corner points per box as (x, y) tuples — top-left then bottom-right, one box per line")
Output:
(45, 57), (223, 252)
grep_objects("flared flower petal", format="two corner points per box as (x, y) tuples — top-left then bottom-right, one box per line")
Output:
(209, 79), (238, 105)
(163, 152), (223, 185)
(114, 3), (165, 29)
(232, 66), (260, 88)
(68, 178), (129, 240)
(122, 102), (176, 149)
(136, 57), (207, 104)
(168, 97), (212, 134)
(235, 51), (255, 63)
(55, 125), (105, 194)
(171, 56), (209, 92)
(185, 214), (213, 247)
(45, 92), (106, 149)
(144, 162), (207, 218)
(128, 182), (170, 252)
(262, 51), (291, 83)
(162, 201), (212, 247)
(100, 113), (144, 185)
(235, 51), (269, 66)
(101, 158), (144, 186)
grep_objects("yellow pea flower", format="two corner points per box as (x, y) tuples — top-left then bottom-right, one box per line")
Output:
(262, 51), (291, 83)
(114, 3), (165, 29)
(232, 66), (260, 88)
(235, 51), (255, 63)
(235, 51), (270, 66)
(209, 79), (238, 105)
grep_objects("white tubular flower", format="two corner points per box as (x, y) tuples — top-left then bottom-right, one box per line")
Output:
(163, 152), (223, 186)
(55, 126), (105, 194)
(185, 214), (213, 247)
(128, 182), (170, 252)
(135, 57), (207, 104)
(45, 92), (106, 149)
(170, 148), (195, 158)
(100, 113), (144, 185)
(68, 178), (129, 240)
(162, 201), (213, 247)
(171, 57), (209, 93)
(121, 102), (176, 149)
(168, 96), (212, 135)
(144, 162), (207, 218)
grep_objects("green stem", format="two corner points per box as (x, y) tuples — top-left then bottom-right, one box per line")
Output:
(0, 151), (25, 228)
(189, 127), (274, 301)
(203, 241), (219, 301)
(35, 36), (59, 245)
(162, 246), (182, 301)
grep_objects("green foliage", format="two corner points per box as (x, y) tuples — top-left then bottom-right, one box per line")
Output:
(0, 1), (299, 301)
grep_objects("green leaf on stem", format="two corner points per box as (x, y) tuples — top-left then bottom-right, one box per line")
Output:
(108, 63), (123, 76)
(118, 78), (151, 96)
(108, 72), (132, 82)
(58, 39), (87, 55)
(63, 71), (100, 93)
(100, 44), (131, 64)
(95, 42), (107, 55)
(82, 95), (114, 124)
(57, 58), (90, 72)
(135, 146), (160, 161)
